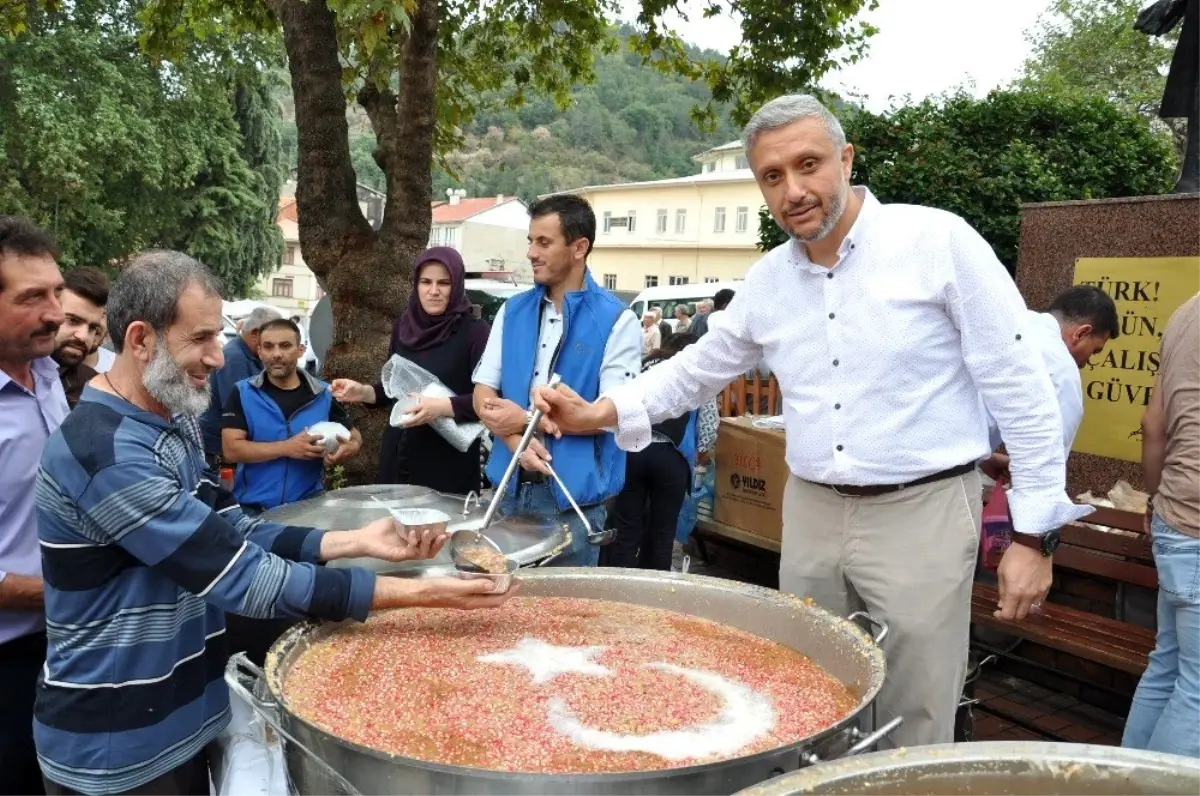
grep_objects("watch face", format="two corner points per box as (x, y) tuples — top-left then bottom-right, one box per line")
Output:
(1042, 529), (1061, 555)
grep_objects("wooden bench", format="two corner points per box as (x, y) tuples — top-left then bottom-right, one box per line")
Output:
(717, 373), (783, 417)
(970, 506), (1157, 676)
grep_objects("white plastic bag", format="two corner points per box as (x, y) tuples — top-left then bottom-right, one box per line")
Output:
(211, 686), (288, 796)
(380, 355), (486, 452)
(306, 421), (351, 454)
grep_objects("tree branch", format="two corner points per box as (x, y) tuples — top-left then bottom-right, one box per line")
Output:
(272, 0), (370, 280)
(380, 0), (437, 245)
(358, 84), (400, 177)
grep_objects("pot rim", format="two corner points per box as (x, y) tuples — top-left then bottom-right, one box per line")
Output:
(735, 740), (1200, 795)
(264, 569), (888, 782)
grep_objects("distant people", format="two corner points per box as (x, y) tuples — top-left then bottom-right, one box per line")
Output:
(641, 311), (662, 353)
(689, 291), (733, 338)
(0, 215), (69, 796)
(222, 318), (361, 513)
(606, 333), (718, 571)
(673, 305), (692, 334)
(198, 306), (281, 464)
(1123, 293), (1199, 759)
(651, 307), (671, 342)
(333, 248), (491, 495)
(51, 267), (109, 408)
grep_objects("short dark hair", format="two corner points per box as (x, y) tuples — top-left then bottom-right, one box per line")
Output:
(107, 250), (223, 354)
(529, 194), (596, 255)
(63, 267), (110, 308)
(0, 215), (60, 293)
(713, 288), (736, 311)
(259, 318), (302, 343)
(1048, 285), (1120, 340)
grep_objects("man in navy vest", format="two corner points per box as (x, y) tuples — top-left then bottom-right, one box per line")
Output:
(221, 318), (361, 512)
(473, 194), (642, 566)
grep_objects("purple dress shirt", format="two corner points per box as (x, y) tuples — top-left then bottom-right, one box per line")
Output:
(0, 357), (68, 645)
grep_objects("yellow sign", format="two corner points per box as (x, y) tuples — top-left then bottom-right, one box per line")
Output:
(1071, 256), (1200, 462)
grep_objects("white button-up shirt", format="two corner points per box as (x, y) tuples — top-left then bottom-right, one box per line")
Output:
(987, 310), (1083, 456)
(606, 188), (1091, 534)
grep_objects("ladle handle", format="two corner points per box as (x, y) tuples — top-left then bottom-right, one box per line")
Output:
(479, 373), (563, 530)
(225, 653), (363, 795)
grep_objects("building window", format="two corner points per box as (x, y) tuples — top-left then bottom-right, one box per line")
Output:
(284, 244), (296, 265)
(656, 209), (668, 234)
(669, 276), (689, 286)
(445, 226), (458, 248)
(644, 275), (659, 288)
(736, 206), (749, 233)
(704, 162), (715, 173)
(735, 154), (749, 169)
(603, 211), (613, 233)
(674, 209), (686, 234)
(603, 273), (617, 290)
(272, 278), (294, 298)
(704, 277), (720, 283)
(627, 210), (636, 233)
(714, 207), (727, 233)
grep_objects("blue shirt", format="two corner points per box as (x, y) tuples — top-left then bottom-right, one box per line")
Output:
(0, 358), (68, 646)
(199, 336), (262, 455)
(35, 387), (374, 794)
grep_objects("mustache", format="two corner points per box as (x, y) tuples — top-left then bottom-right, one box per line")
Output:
(34, 322), (60, 337)
(785, 198), (820, 214)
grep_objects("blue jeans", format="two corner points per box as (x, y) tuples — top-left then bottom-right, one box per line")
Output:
(503, 482), (604, 567)
(1122, 514), (1200, 758)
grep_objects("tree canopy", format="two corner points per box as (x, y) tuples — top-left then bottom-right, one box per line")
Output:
(0, 2), (285, 294)
(757, 90), (1178, 272)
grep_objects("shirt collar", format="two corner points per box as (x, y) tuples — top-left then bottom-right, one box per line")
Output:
(0, 357), (61, 394)
(79, 384), (175, 431)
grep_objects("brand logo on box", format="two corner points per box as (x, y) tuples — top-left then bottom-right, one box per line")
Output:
(729, 473), (767, 493)
(734, 452), (762, 472)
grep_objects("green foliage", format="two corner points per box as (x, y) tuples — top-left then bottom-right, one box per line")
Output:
(0, 4), (284, 295)
(757, 90), (1178, 272)
(1018, 0), (1178, 118)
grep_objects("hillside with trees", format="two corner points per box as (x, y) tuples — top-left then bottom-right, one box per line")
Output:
(279, 29), (745, 203)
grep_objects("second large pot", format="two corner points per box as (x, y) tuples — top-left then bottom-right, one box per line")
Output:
(257, 569), (892, 795)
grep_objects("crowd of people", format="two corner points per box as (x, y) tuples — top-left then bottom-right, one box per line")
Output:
(0, 92), (1196, 794)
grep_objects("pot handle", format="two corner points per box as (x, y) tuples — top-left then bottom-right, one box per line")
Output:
(847, 611), (889, 645)
(844, 716), (904, 756)
(225, 652), (364, 796)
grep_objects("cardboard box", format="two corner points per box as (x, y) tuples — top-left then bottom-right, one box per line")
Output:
(713, 416), (789, 542)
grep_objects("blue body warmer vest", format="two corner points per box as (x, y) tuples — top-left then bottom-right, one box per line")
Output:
(232, 372), (332, 510)
(486, 273), (628, 511)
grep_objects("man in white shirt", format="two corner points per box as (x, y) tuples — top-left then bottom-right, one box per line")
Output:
(531, 94), (1091, 748)
(982, 285), (1119, 481)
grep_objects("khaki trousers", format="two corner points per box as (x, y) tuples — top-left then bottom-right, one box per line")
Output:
(779, 470), (981, 749)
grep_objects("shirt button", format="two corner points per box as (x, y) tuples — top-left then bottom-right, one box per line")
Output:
(1015, 334), (1022, 341)
(832, 359), (839, 367)
(534, 370), (540, 376)
(828, 312), (835, 320)
(827, 272), (834, 279)
(836, 444), (844, 452)
(834, 403), (841, 410)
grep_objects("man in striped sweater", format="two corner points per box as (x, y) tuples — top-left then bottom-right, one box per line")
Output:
(34, 250), (513, 795)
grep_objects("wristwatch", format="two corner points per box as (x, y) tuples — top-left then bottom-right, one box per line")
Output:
(1009, 528), (1060, 557)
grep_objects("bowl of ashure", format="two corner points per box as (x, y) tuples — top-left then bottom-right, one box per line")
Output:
(258, 569), (894, 796)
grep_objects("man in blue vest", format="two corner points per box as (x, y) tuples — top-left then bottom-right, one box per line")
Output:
(199, 305), (280, 464)
(221, 318), (361, 512)
(473, 194), (642, 567)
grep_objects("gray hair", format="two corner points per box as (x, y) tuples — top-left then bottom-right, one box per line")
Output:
(107, 250), (223, 354)
(242, 306), (282, 336)
(742, 94), (847, 154)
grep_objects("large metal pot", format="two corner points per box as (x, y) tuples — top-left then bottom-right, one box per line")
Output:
(735, 741), (1200, 795)
(245, 569), (894, 795)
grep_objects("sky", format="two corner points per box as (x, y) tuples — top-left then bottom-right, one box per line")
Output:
(620, 0), (1055, 112)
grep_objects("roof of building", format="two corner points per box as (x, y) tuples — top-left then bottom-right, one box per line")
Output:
(430, 196), (522, 224)
(279, 197), (298, 223)
(561, 168), (756, 196)
(693, 140), (744, 161)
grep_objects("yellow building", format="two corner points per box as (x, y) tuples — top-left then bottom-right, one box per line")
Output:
(566, 141), (766, 291)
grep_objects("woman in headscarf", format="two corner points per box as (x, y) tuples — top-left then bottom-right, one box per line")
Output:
(332, 247), (490, 494)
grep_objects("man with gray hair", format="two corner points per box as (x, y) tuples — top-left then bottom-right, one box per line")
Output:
(199, 304), (280, 462)
(531, 93), (1091, 748)
(34, 250), (513, 794)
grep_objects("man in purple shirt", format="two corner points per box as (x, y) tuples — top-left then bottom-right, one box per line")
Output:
(0, 216), (68, 795)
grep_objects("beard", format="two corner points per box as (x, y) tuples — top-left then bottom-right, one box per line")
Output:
(53, 340), (88, 367)
(778, 181), (849, 243)
(143, 338), (211, 417)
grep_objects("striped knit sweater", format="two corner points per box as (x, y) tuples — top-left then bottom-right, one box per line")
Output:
(34, 387), (375, 794)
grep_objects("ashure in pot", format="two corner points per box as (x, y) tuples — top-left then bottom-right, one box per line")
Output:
(254, 570), (894, 796)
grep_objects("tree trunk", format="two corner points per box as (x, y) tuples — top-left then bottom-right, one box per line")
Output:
(275, 0), (438, 484)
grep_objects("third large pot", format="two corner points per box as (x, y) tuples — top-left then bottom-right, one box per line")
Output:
(735, 741), (1200, 795)
(255, 569), (894, 795)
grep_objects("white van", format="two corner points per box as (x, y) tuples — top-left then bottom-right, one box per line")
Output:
(629, 281), (744, 330)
